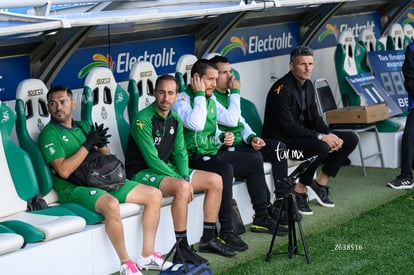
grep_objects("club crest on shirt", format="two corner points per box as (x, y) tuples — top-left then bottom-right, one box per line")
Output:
(169, 126), (175, 135)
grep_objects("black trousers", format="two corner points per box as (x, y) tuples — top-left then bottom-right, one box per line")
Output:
(189, 148), (271, 232)
(284, 131), (358, 187)
(400, 109), (414, 178)
(232, 139), (289, 200)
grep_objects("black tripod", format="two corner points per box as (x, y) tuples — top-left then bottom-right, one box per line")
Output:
(266, 156), (317, 264)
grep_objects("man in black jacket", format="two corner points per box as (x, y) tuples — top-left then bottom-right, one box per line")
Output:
(387, 42), (414, 190)
(262, 46), (358, 215)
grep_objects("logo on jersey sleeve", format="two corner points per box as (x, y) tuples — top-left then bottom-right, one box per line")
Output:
(135, 120), (145, 130)
(44, 143), (56, 156)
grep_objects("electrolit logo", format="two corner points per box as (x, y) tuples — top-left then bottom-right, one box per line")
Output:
(221, 36), (248, 56)
(77, 48), (176, 79)
(402, 13), (414, 25)
(318, 21), (376, 43)
(318, 24), (339, 42)
(221, 33), (293, 56)
(78, 54), (114, 79)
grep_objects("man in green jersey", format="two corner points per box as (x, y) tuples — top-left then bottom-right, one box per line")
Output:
(125, 74), (236, 262)
(38, 86), (170, 274)
(173, 59), (286, 253)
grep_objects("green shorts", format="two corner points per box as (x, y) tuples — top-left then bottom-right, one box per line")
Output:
(130, 166), (194, 189)
(53, 176), (139, 212)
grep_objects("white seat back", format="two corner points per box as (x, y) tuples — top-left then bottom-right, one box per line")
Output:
(129, 61), (157, 112)
(358, 28), (377, 52)
(15, 79), (59, 205)
(82, 67), (129, 162)
(338, 30), (359, 76)
(388, 23), (405, 50)
(175, 54), (198, 92)
(404, 23), (414, 42)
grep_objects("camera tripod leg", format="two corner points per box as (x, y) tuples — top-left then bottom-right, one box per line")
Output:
(266, 193), (311, 264)
(290, 193), (311, 264)
(265, 197), (287, 262)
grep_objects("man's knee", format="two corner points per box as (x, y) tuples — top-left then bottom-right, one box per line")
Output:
(208, 172), (223, 192)
(96, 194), (121, 215)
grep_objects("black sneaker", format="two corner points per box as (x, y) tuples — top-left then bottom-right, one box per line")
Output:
(173, 242), (209, 265)
(218, 231), (248, 251)
(388, 176), (414, 190)
(295, 192), (313, 215)
(310, 180), (335, 207)
(251, 215), (288, 236)
(198, 237), (237, 257)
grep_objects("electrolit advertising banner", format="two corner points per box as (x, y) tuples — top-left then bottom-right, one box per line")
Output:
(398, 8), (414, 26)
(54, 35), (194, 89)
(0, 55), (31, 101)
(367, 50), (408, 112)
(310, 12), (381, 50)
(215, 23), (300, 63)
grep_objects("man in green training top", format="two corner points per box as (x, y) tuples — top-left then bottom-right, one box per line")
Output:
(125, 74), (236, 263)
(209, 55), (293, 227)
(38, 85), (170, 275)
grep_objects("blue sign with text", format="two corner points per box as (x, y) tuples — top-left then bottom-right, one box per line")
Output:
(54, 35), (194, 89)
(346, 73), (402, 117)
(368, 50), (408, 112)
(215, 23), (300, 63)
(310, 12), (381, 49)
(0, 56), (31, 101)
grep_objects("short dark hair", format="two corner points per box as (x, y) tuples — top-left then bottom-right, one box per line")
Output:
(209, 55), (229, 64)
(290, 46), (314, 62)
(47, 85), (73, 101)
(155, 74), (178, 92)
(191, 59), (218, 77)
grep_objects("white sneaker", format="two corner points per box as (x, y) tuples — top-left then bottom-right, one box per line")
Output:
(137, 252), (173, 271)
(120, 260), (142, 275)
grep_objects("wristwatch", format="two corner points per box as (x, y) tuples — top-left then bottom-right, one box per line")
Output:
(317, 133), (323, 141)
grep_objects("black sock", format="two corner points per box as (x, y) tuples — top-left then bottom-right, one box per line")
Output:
(175, 230), (189, 247)
(201, 222), (217, 242)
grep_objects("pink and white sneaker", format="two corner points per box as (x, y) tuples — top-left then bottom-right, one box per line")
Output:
(120, 260), (142, 275)
(137, 251), (173, 271)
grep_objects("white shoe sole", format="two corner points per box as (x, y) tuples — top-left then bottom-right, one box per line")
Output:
(298, 209), (313, 215)
(308, 186), (335, 208)
(387, 182), (414, 190)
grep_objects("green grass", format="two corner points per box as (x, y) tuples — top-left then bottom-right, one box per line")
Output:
(215, 168), (414, 274)
(138, 165), (411, 275)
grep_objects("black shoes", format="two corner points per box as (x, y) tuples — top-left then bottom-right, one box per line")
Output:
(295, 192), (313, 215)
(198, 237), (237, 257)
(251, 215), (288, 236)
(218, 231), (248, 251)
(309, 180), (335, 207)
(173, 241), (209, 265)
